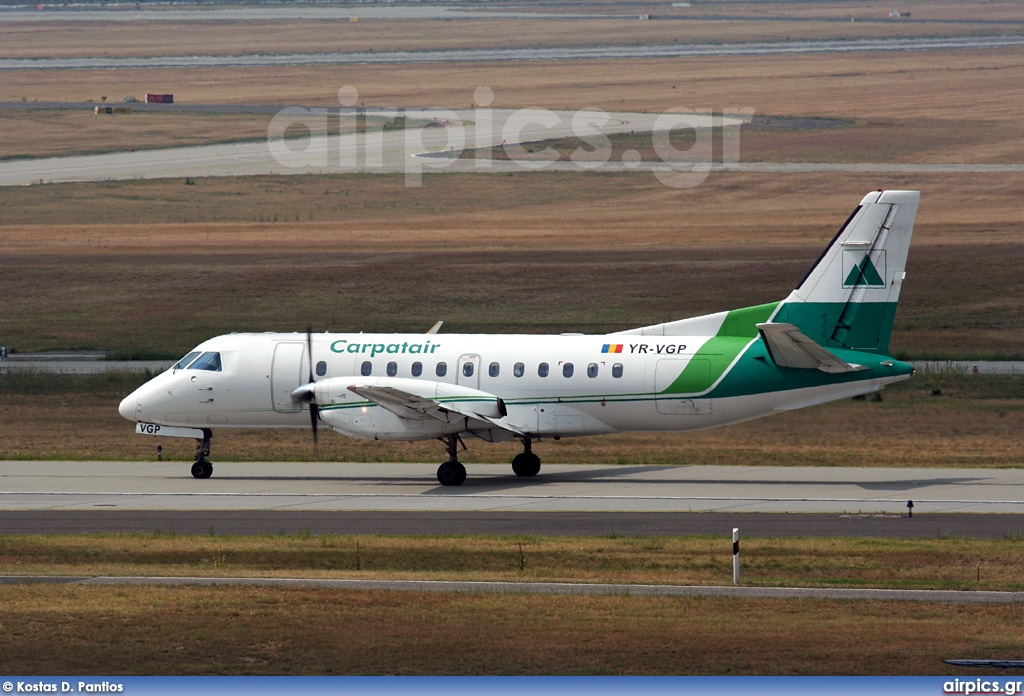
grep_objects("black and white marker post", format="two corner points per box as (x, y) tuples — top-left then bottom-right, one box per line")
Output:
(732, 528), (740, 584)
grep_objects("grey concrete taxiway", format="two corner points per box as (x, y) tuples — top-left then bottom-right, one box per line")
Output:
(2, 461), (1022, 516)
(0, 107), (737, 186)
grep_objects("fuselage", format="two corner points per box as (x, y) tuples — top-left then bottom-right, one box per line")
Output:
(119, 329), (914, 442)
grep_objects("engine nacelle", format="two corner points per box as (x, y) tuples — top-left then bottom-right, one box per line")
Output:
(309, 376), (511, 441)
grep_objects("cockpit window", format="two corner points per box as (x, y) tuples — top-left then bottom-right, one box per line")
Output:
(189, 352), (222, 372)
(174, 351), (201, 370)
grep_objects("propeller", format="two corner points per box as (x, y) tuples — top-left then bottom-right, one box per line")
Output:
(306, 326), (318, 445)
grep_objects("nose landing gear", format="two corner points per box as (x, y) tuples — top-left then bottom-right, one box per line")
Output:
(190, 429), (214, 479)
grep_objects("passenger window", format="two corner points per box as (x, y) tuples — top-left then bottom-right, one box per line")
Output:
(174, 351), (201, 370)
(514, 362), (525, 378)
(563, 363), (574, 378)
(612, 363), (623, 378)
(412, 362), (423, 377)
(361, 361), (372, 376)
(190, 352), (222, 372)
(387, 361), (398, 377)
(588, 363), (598, 378)
(436, 362), (447, 377)
(463, 362), (475, 378)
(538, 362), (549, 377)
(489, 362), (500, 378)
(315, 360), (327, 377)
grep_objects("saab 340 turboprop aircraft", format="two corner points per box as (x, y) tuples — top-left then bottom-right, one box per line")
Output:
(119, 189), (920, 485)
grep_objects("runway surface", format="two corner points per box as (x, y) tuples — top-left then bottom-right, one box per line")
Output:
(3, 461), (1023, 518)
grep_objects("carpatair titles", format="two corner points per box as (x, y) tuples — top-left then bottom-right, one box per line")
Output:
(330, 339), (441, 357)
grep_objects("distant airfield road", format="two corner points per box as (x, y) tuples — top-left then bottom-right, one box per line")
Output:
(4, 574), (1024, 604)
(3, 35), (1024, 70)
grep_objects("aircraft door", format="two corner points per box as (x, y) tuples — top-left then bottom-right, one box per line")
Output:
(457, 354), (481, 389)
(271, 342), (307, 413)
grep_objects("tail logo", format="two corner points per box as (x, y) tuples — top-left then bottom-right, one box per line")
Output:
(842, 250), (886, 288)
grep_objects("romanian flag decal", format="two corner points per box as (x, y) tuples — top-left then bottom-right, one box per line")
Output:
(602, 344), (624, 354)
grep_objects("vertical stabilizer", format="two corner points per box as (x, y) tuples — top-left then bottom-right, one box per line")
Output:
(772, 190), (919, 354)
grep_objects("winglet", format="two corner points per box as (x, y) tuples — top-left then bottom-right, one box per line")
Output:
(426, 321), (444, 334)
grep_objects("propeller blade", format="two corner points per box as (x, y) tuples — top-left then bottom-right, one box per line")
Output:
(306, 325), (315, 385)
(306, 325), (318, 445)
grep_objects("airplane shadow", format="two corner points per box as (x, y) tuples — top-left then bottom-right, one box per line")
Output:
(421, 468), (989, 496)
(197, 467), (990, 496)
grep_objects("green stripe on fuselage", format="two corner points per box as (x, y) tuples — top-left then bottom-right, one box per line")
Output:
(665, 302), (779, 395)
(707, 343), (913, 399)
(662, 300), (908, 398)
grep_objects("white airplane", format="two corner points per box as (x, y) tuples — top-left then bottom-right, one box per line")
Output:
(119, 189), (920, 486)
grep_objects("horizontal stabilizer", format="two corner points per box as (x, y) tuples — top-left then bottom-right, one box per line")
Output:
(757, 323), (867, 374)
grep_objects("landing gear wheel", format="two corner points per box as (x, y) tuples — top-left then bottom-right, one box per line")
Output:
(512, 452), (541, 477)
(191, 461), (213, 479)
(191, 429), (214, 479)
(437, 461), (467, 486)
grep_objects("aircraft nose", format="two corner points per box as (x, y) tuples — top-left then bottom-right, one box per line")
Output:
(118, 392), (138, 422)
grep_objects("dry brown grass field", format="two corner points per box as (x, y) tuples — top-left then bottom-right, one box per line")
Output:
(2, 584), (1022, 675)
(5, 531), (1024, 589)
(0, 109), (372, 161)
(1, 171), (1021, 358)
(4, 49), (1024, 119)
(3, 533), (1024, 674)
(3, 18), (981, 60)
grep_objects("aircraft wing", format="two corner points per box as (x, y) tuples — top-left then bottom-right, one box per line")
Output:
(347, 381), (525, 436)
(756, 323), (868, 374)
(348, 384), (445, 419)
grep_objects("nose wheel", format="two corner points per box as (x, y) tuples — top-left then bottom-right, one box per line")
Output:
(190, 429), (214, 479)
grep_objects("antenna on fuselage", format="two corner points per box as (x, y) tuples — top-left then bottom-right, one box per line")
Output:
(426, 320), (444, 334)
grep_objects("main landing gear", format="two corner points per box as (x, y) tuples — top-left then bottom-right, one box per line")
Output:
(437, 434), (467, 486)
(435, 434), (543, 486)
(512, 436), (541, 478)
(190, 429), (214, 479)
